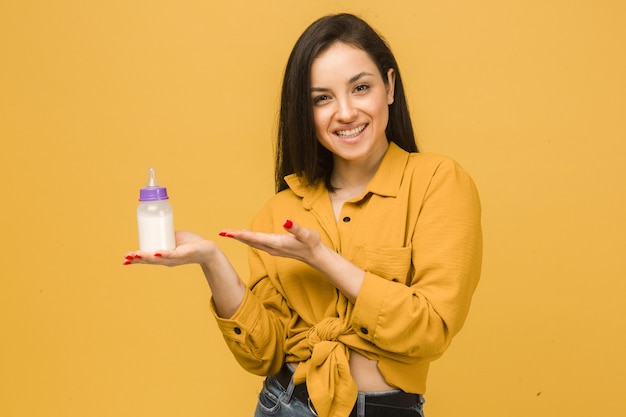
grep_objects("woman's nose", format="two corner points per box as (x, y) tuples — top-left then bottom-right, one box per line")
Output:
(336, 98), (358, 121)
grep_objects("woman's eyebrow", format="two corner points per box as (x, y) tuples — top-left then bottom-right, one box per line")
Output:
(348, 71), (374, 84)
(311, 71), (375, 92)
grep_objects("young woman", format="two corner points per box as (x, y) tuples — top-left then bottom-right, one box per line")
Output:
(124, 13), (482, 417)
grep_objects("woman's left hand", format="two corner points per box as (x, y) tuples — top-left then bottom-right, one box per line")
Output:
(222, 219), (365, 301)
(219, 219), (323, 266)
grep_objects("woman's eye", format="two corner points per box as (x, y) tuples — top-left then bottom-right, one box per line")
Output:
(354, 84), (370, 93)
(313, 95), (331, 104)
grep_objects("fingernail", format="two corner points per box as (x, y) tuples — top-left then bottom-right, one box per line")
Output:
(218, 232), (228, 237)
(134, 255), (142, 259)
(125, 255), (134, 260)
(123, 261), (131, 265)
(283, 219), (293, 229)
(154, 253), (162, 257)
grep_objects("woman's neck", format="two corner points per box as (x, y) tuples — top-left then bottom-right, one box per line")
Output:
(328, 161), (379, 222)
(330, 142), (388, 198)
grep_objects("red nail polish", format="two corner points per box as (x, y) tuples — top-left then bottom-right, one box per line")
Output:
(283, 220), (293, 229)
(134, 255), (142, 259)
(125, 255), (134, 260)
(218, 232), (228, 237)
(154, 253), (162, 257)
(123, 261), (131, 265)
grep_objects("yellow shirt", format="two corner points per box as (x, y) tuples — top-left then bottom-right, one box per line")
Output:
(213, 143), (482, 417)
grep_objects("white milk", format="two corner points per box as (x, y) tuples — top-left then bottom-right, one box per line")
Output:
(137, 207), (175, 251)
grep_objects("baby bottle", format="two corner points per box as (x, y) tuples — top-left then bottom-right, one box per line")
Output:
(137, 167), (176, 251)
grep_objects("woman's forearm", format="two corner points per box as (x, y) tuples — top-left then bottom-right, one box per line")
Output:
(309, 244), (366, 304)
(200, 247), (247, 319)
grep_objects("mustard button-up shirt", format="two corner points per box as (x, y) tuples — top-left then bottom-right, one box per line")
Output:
(213, 143), (482, 417)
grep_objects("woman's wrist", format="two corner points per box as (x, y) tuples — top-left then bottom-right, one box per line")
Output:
(197, 240), (221, 268)
(306, 240), (336, 271)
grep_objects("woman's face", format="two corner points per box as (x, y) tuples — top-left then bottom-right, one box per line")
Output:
(310, 42), (395, 168)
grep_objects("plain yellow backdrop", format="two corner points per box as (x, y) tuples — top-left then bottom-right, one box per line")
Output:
(1, 1), (625, 416)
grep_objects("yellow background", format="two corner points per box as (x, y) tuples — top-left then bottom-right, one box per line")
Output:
(1, 1), (625, 416)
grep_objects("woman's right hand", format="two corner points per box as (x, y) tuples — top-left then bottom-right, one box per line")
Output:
(122, 231), (218, 267)
(124, 231), (246, 318)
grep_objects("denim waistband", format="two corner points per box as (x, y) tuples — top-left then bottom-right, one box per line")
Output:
(274, 363), (423, 415)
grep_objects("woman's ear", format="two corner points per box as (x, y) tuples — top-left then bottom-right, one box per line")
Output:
(386, 68), (396, 105)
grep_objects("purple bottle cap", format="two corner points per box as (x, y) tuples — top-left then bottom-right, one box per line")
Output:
(139, 187), (169, 201)
(139, 167), (170, 201)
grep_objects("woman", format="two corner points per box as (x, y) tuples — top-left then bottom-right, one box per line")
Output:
(124, 13), (482, 417)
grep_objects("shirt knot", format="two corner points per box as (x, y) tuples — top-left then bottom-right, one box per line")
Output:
(307, 317), (342, 344)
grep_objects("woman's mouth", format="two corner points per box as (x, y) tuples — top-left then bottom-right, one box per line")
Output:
(335, 124), (367, 138)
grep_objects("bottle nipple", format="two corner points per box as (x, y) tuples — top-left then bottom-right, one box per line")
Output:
(145, 167), (160, 188)
(139, 167), (169, 201)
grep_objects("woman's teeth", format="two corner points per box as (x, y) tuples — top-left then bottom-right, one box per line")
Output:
(336, 125), (366, 138)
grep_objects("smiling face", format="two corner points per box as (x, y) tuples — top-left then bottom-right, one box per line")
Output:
(310, 42), (396, 169)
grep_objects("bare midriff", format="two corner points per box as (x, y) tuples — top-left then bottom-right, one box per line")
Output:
(348, 350), (395, 391)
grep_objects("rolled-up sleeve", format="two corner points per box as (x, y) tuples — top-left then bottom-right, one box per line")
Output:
(351, 158), (482, 359)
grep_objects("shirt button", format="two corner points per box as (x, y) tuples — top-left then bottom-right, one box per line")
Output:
(342, 216), (351, 223)
(360, 327), (368, 335)
(234, 327), (242, 335)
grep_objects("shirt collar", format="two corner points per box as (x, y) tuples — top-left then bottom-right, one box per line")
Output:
(284, 142), (410, 206)
(366, 142), (410, 197)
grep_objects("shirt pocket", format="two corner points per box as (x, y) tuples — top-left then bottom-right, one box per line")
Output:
(361, 245), (412, 284)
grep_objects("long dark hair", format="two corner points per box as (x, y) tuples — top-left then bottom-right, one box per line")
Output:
(275, 13), (418, 192)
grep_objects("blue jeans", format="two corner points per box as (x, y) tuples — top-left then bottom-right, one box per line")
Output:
(254, 373), (425, 417)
